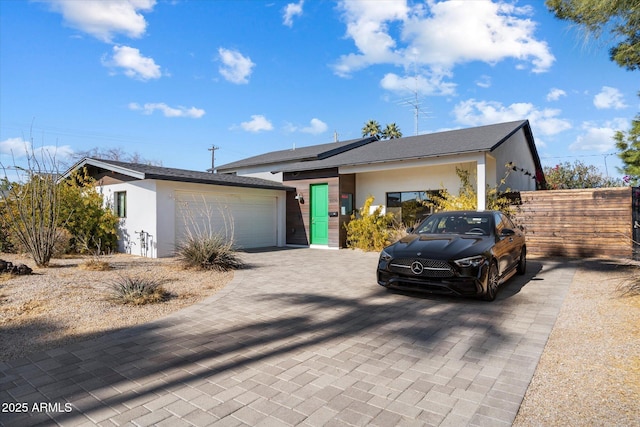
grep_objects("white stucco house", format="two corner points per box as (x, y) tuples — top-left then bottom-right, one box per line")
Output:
(64, 120), (544, 256)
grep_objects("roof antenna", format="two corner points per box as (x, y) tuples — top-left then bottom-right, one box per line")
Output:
(207, 145), (219, 173)
(334, 130), (339, 142)
(396, 60), (432, 135)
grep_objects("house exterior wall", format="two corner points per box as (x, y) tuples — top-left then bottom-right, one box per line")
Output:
(98, 180), (159, 257)
(492, 129), (538, 191)
(352, 161), (478, 213)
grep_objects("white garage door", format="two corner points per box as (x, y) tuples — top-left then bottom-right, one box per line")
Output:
(175, 191), (277, 249)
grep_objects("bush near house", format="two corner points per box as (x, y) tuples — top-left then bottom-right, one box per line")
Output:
(430, 167), (514, 214)
(345, 196), (397, 252)
(176, 235), (244, 271)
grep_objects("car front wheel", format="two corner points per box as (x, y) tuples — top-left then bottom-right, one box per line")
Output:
(483, 261), (499, 301)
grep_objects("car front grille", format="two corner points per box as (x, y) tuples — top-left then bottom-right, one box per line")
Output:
(389, 258), (455, 278)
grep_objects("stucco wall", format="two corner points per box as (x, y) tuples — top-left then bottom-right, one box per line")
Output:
(353, 161), (479, 212)
(99, 180), (159, 257)
(493, 129), (538, 191)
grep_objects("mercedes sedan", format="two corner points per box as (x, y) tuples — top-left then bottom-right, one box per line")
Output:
(377, 210), (526, 301)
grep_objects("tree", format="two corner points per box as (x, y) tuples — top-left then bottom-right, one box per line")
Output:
(71, 147), (161, 166)
(544, 160), (623, 189)
(58, 168), (120, 254)
(1, 152), (63, 267)
(382, 123), (403, 139)
(615, 113), (640, 184)
(546, 0), (640, 71)
(362, 120), (382, 140)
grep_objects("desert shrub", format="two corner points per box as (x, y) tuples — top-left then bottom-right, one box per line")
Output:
(106, 275), (168, 305)
(79, 259), (112, 271)
(345, 196), (396, 252)
(176, 234), (243, 271)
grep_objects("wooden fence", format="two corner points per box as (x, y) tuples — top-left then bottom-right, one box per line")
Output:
(511, 187), (634, 259)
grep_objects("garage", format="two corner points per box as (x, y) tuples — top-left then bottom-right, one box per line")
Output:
(175, 190), (278, 249)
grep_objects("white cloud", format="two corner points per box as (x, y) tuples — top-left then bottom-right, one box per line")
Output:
(240, 115), (273, 133)
(0, 137), (74, 160)
(476, 75), (492, 89)
(128, 102), (205, 118)
(218, 48), (255, 84)
(333, 0), (554, 78)
(301, 118), (328, 134)
(569, 119), (629, 152)
(44, 0), (155, 42)
(283, 0), (304, 27)
(593, 86), (627, 110)
(103, 45), (162, 80)
(546, 88), (566, 101)
(380, 72), (456, 96)
(453, 98), (571, 136)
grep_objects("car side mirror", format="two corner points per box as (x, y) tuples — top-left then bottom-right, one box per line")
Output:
(406, 227), (414, 233)
(501, 228), (516, 237)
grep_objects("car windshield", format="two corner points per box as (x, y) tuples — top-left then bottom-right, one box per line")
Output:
(414, 213), (493, 236)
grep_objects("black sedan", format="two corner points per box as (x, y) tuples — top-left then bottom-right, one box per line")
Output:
(377, 210), (526, 301)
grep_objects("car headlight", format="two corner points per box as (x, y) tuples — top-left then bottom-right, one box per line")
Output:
(380, 249), (393, 262)
(454, 255), (486, 268)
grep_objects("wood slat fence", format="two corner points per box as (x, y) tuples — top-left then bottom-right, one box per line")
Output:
(511, 187), (635, 259)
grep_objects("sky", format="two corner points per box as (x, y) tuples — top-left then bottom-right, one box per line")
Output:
(1, 0), (638, 180)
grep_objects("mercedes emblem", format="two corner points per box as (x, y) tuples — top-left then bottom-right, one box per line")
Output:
(411, 261), (424, 275)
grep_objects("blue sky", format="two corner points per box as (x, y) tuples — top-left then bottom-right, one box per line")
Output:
(1, 0), (638, 179)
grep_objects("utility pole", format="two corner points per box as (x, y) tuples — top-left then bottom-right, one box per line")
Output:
(208, 145), (219, 173)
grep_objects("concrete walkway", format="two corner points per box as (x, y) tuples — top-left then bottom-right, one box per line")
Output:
(0, 248), (576, 426)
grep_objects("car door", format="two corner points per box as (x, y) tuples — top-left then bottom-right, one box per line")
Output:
(493, 212), (518, 275)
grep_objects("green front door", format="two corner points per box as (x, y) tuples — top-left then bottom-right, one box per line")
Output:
(310, 184), (329, 245)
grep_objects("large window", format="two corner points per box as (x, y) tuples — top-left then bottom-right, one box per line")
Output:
(114, 191), (127, 218)
(386, 191), (438, 226)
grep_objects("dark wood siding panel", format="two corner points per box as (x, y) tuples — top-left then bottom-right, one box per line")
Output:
(339, 174), (356, 248)
(284, 172), (340, 248)
(512, 187), (632, 258)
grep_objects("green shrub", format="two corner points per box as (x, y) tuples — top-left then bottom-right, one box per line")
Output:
(345, 196), (396, 252)
(176, 235), (243, 271)
(106, 275), (168, 305)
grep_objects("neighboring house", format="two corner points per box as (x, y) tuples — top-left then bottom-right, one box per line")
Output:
(62, 158), (294, 258)
(217, 120), (545, 249)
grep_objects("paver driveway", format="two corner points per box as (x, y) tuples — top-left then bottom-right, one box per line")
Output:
(0, 248), (575, 426)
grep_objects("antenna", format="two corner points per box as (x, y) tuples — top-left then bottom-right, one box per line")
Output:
(396, 65), (432, 135)
(208, 145), (219, 173)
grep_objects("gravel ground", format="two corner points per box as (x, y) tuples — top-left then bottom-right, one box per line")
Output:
(0, 253), (232, 361)
(0, 253), (638, 425)
(514, 259), (640, 426)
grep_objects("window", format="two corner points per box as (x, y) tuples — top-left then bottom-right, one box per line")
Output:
(341, 193), (353, 216)
(114, 191), (126, 218)
(386, 191), (439, 226)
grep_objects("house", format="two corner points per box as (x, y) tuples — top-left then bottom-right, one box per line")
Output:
(217, 120), (544, 249)
(62, 158), (294, 258)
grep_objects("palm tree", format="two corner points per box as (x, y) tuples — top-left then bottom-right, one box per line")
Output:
(362, 120), (382, 140)
(382, 123), (402, 140)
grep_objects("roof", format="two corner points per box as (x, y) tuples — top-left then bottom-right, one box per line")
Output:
(217, 120), (542, 174)
(62, 158), (295, 191)
(216, 136), (377, 172)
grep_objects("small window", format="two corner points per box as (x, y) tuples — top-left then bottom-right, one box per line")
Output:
(114, 191), (126, 218)
(341, 193), (353, 215)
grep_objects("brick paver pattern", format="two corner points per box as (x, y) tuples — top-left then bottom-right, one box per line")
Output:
(0, 249), (575, 426)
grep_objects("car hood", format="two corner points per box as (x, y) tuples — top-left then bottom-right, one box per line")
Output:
(386, 233), (493, 260)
